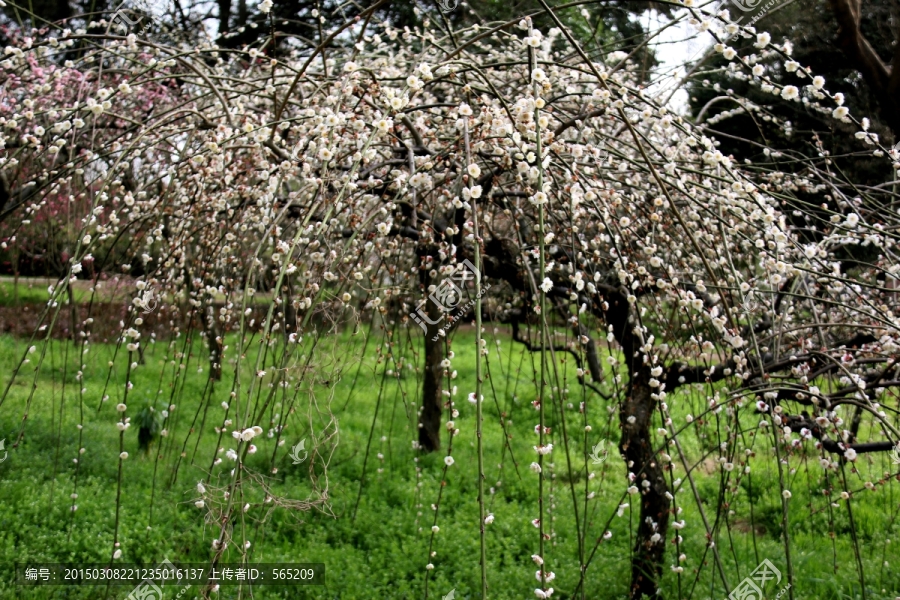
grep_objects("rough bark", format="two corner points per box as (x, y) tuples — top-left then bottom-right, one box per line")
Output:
(463, 230), (674, 592)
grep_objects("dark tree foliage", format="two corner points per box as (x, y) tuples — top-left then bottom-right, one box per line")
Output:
(216, 0), (419, 50)
(217, 0), (668, 70)
(461, 0), (668, 70)
(687, 0), (897, 189)
(686, 0), (898, 321)
(2, 0), (73, 25)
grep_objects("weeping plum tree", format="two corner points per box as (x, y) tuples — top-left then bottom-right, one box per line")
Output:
(2, 0), (900, 598)
(350, 9), (900, 596)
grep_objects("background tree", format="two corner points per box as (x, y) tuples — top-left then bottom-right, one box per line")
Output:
(688, 0), (898, 179)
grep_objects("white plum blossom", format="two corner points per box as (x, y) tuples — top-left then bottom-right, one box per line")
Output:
(755, 32), (771, 47)
(781, 86), (800, 101)
(534, 444), (553, 455)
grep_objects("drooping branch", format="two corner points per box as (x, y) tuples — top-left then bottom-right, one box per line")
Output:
(782, 414), (898, 455)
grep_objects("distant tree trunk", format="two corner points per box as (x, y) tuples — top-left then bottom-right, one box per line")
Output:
(283, 284), (298, 344)
(12, 242), (18, 305)
(66, 284), (78, 342)
(202, 303), (223, 381)
(237, 0), (247, 26)
(218, 0), (231, 35)
(828, 0), (900, 136)
(184, 255), (222, 381)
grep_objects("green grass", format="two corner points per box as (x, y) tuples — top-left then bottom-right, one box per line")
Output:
(0, 276), (289, 309)
(0, 279), (56, 306)
(0, 326), (898, 600)
(0, 277), (116, 307)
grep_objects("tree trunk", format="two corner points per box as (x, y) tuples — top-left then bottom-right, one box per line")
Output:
(418, 297), (444, 452)
(66, 284), (78, 342)
(203, 304), (223, 381)
(486, 246), (673, 594)
(283, 283), (298, 345)
(620, 370), (670, 598)
(217, 0), (231, 35)
(237, 0), (247, 25)
(827, 0), (900, 136)
(607, 292), (670, 599)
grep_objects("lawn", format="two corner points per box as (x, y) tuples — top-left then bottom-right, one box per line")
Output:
(0, 319), (898, 599)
